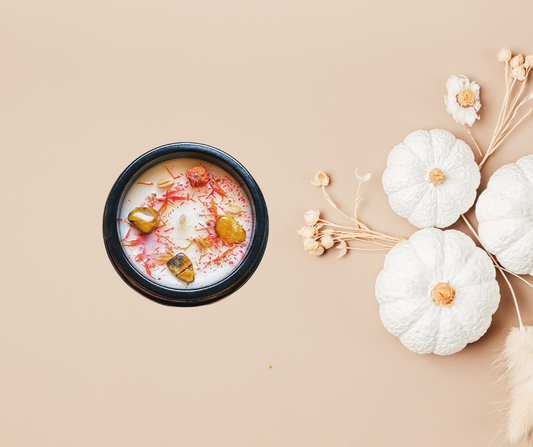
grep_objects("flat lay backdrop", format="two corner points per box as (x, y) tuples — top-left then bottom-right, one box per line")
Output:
(2, 1), (533, 446)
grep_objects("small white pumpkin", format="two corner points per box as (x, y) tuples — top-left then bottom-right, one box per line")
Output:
(476, 154), (533, 275)
(375, 228), (500, 355)
(383, 129), (480, 229)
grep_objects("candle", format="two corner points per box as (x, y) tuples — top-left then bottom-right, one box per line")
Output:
(119, 158), (253, 289)
(103, 142), (269, 306)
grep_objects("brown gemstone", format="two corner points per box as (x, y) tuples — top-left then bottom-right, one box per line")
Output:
(167, 253), (195, 284)
(215, 215), (246, 244)
(186, 166), (210, 188)
(127, 207), (160, 234)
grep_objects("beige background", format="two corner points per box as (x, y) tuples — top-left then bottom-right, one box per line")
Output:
(2, 1), (533, 446)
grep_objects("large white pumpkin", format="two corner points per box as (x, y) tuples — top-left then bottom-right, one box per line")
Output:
(383, 129), (480, 229)
(375, 228), (500, 355)
(476, 154), (533, 275)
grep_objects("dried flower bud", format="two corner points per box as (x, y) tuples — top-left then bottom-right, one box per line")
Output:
(525, 55), (533, 68)
(227, 205), (242, 215)
(355, 168), (372, 182)
(512, 65), (527, 81)
(303, 237), (319, 251)
(297, 226), (316, 238)
(304, 209), (320, 226)
(310, 171), (330, 187)
(511, 54), (524, 69)
(309, 246), (325, 257)
(320, 234), (334, 249)
(497, 48), (512, 62)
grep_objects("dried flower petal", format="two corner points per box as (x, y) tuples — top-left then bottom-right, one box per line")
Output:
(355, 168), (372, 182)
(310, 171), (330, 187)
(320, 234), (334, 249)
(497, 48), (512, 62)
(309, 246), (325, 257)
(304, 209), (320, 226)
(337, 248), (347, 258)
(297, 226), (316, 238)
(303, 237), (319, 251)
(511, 54), (524, 69)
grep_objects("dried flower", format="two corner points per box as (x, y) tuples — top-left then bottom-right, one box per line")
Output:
(302, 237), (319, 251)
(510, 54), (524, 69)
(525, 55), (533, 69)
(186, 166), (210, 188)
(309, 246), (325, 257)
(336, 240), (348, 258)
(310, 171), (330, 187)
(297, 226), (316, 238)
(497, 48), (512, 62)
(512, 65), (527, 81)
(355, 169), (372, 182)
(444, 75), (481, 127)
(320, 234), (334, 249)
(304, 209), (320, 226)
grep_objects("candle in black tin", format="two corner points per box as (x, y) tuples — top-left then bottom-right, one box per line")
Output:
(103, 143), (269, 306)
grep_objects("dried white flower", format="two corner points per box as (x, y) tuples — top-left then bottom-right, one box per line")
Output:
(310, 171), (330, 187)
(497, 48), (512, 62)
(511, 54), (524, 69)
(302, 238), (319, 251)
(320, 234), (335, 249)
(297, 226), (316, 238)
(336, 240), (348, 258)
(512, 65), (527, 81)
(444, 75), (481, 127)
(355, 169), (372, 182)
(525, 55), (533, 69)
(309, 246), (325, 257)
(304, 209), (320, 226)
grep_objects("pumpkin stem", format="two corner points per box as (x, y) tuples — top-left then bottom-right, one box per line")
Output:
(432, 282), (456, 308)
(428, 168), (445, 186)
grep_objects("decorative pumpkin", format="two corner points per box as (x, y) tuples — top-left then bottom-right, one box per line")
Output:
(476, 154), (533, 275)
(382, 129), (480, 229)
(375, 228), (500, 355)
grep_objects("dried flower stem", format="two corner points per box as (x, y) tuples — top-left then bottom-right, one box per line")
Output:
(464, 124), (483, 157)
(479, 63), (533, 169)
(461, 214), (524, 330)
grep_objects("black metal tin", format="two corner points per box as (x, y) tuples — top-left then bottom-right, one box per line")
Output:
(103, 142), (269, 306)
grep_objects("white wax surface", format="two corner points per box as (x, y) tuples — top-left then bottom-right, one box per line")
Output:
(118, 158), (253, 289)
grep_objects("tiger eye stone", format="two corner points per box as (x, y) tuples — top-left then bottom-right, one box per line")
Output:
(167, 253), (195, 284)
(127, 207), (160, 234)
(215, 215), (246, 244)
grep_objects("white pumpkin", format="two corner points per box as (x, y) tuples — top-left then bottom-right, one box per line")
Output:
(375, 228), (500, 355)
(383, 129), (480, 229)
(476, 154), (533, 275)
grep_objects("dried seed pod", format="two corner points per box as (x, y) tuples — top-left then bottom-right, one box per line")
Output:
(310, 171), (330, 187)
(497, 48), (512, 62)
(227, 205), (242, 215)
(320, 234), (334, 249)
(512, 65), (527, 81)
(128, 207), (160, 234)
(156, 178), (174, 189)
(303, 238), (319, 251)
(304, 209), (320, 226)
(167, 253), (195, 283)
(297, 226), (315, 238)
(186, 166), (210, 188)
(309, 246), (325, 256)
(525, 55), (533, 68)
(215, 215), (246, 244)
(511, 54), (524, 69)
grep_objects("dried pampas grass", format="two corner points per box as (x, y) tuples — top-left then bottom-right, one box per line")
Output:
(497, 326), (533, 444)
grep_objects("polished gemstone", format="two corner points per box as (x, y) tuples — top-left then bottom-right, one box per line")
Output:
(215, 215), (246, 244)
(127, 207), (160, 234)
(167, 253), (195, 283)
